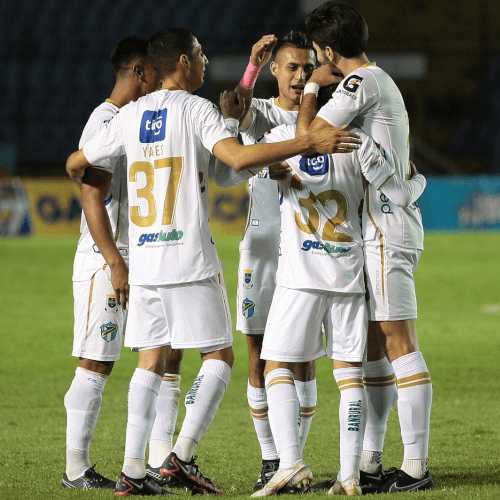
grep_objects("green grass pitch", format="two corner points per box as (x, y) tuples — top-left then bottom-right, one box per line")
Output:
(0, 233), (499, 499)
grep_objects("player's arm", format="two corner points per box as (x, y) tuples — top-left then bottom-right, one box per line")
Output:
(358, 136), (426, 207)
(80, 167), (129, 309)
(378, 162), (426, 206)
(215, 91), (361, 170)
(236, 34), (277, 131)
(66, 149), (91, 186)
(296, 63), (345, 136)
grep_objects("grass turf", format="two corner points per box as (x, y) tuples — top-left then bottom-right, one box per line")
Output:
(0, 233), (499, 499)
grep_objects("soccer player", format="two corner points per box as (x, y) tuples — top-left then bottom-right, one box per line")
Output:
(63, 36), (186, 492)
(299, 2), (434, 493)
(66, 28), (359, 496)
(250, 83), (427, 496)
(217, 31), (321, 492)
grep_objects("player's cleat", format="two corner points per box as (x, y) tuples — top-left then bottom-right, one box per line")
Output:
(115, 472), (178, 496)
(62, 465), (116, 490)
(373, 469), (435, 494)
(327, 475), (362, 496)
(250, 462), (312, 497)
(147, 464), (186, 489)
(160, 453), (222, 495)
(308, 478), (336, 492)
(359, 465), (398, 488)
(253, 459), (280, 492)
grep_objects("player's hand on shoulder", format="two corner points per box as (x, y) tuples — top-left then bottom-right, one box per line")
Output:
(220, 90), (245, 120)
(251, 35), (278, 67)
(310, 125), (362, 154)
(309, 63), (344, 87)
(269, 162), (292, 181)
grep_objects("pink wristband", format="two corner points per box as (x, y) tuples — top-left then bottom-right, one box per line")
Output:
(240, 58), (261, 89)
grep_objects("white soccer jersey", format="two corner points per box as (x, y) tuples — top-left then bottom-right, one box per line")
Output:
(317, 64), (424, 249)
(83, 89), (234, 286)
(239, 98), (298, 253)
(261, 124), (399, 293)
(73, 102), (128, 282)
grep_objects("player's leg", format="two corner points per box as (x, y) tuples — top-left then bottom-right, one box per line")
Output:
(147, 347), (184, 486)
(359, 325), (397, 483)
(237, 251), (280, 489)
(115, 284), (176, 496)
(293, 361), (317, 455)
(159, 274), (233, 494)
(247, 334), (281, 491)
(325, 292), (367, 496)
(64, 269), (125, 489)
(253, 287), (325, 496)
(364, 244), (433, 492)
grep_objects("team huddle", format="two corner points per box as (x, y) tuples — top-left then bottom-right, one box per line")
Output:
(65, 2), (433, 497)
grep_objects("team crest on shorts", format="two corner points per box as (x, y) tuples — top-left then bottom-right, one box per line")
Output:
(242, 298), (255, 319)
(100, 322), (118, 342)
(105, 294), (118, 313)
(243, 269), (254, 288)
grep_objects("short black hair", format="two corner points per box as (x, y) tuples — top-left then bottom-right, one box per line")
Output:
(317, 83), (339, 108)
(305, 1), (368, 58)
(148, 28), (196, 80)
(110, 36), (149, 78)
(276, 30), (313, 56)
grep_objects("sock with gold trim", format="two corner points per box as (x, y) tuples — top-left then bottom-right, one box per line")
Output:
(247, 381), (278, 460)
(392, 351), (432, 478)
(334, 367), (366, 482)
(361, 357), (398, 472)
(295, 379), (317, 455)
(265, 368), (301, 469)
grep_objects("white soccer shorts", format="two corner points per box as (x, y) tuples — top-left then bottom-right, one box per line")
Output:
(236, 249), (279, 335)
(125, 274), (233, 352)
(72, 267), (127, 362)
(364, 240), (422, 321)
(261, 285), (368, 363)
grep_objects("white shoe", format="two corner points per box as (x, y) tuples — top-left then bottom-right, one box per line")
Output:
(327, 475), (362, 496)
(250, 462), (312, 497)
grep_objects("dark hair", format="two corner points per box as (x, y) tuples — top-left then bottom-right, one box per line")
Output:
(317, 83), (339, 108)
(276, 30), (313, 55)
(305, 1), (368, 58)
(110, 36), (149, 78)
(148, 28), (196, 79)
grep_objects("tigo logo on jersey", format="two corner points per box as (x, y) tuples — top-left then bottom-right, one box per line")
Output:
(299, 154), (329, 176)
(243, 269), (254, 288)
(140, 109), (167, 143)
(242, 298), (255, 319)
(105, 294), (118, 313)
(101, 322), (118, 342)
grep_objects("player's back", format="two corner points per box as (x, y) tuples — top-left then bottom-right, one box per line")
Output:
(112, 89), (232, 286)
(261, 124), (367, 294)
(317, 64), (423, 249)
(73, 102), (128, 282)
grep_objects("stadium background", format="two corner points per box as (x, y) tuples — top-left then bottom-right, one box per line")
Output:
(1, 1), (500, 499)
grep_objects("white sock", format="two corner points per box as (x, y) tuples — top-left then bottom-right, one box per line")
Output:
(295, 379), (317, 455)
(64, 367), (107, 480)
(247, 381), (278, 460)
(334, 367), (366, 482)
(392, 351), (432, 478)
(123, 368), (162, 479)
(173, 359), (231, 462)
(148, 374), (181, 468)
(361, 357), (398, 472)
(265, 368), (301, 469)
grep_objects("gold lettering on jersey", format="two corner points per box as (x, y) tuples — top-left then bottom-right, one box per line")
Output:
(142, 145), (165, 157)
